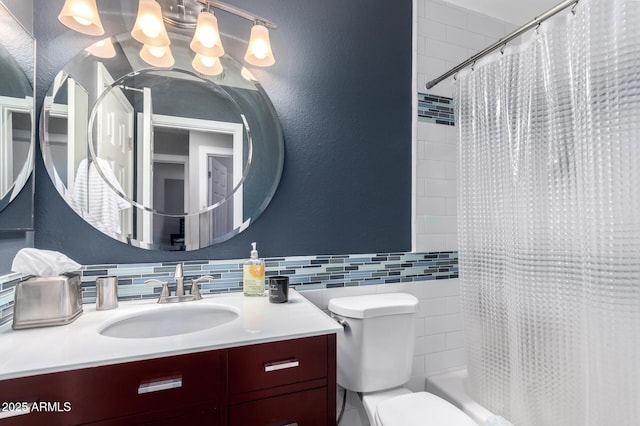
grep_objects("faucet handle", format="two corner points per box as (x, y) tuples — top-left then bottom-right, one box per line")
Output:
(145, 279), (170, 301)
(174, 263), (183, 278)
(190, 275), (214, 300)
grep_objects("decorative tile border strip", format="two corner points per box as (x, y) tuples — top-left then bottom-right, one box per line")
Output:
(418, 93), (455, 126)
(75, 251), (458, 303)
(0, 252), (458, 320)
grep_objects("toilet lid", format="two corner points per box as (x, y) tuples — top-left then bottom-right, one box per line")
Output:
(376, 392), (477, 426)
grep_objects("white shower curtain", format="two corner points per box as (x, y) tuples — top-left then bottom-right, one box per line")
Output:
(454, 0), (640, 425)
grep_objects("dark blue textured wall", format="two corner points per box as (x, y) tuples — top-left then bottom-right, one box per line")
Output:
(33, 0), (412, 263)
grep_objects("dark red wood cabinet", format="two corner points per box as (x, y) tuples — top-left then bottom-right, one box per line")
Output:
(0, 334), (336, 426)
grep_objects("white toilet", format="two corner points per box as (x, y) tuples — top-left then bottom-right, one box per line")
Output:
(328, 293), (476, 426)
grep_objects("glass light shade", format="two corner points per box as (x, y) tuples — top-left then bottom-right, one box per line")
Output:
(190, 11), (225, 58)
(86, 38), (116, 59)
(192, 54), (223, 76)
(58, 0), (104, 36)
(244, 23), (275, 67)
(131, 0), (171, 47)
(140, 44), (175, 67)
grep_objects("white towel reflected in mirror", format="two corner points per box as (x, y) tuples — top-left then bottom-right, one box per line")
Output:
(71, 158), (131, 238)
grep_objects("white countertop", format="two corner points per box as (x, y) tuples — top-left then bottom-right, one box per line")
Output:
(0, 290), (342, 381)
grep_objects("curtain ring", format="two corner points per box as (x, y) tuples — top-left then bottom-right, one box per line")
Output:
(453, 72), (458, 81)
(471, 61), (476, 71)
(500, 44), (506, 55)
(535, 22), (541, 34)
(571, 0), (579, 15)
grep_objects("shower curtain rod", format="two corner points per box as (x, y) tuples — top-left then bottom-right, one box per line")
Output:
(425, 0), (579, 89)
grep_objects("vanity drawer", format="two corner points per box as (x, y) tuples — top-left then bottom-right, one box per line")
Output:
(228, 386), (327, 426)
(84, 403), (218, 425)
(228, 335), (328, 396)
(0, 350), (222, 425)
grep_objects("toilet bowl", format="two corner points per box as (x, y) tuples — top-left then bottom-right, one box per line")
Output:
(368, 388), (478, 426)
(328, 293), (476, 426)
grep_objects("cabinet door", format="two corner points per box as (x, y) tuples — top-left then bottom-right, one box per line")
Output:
(229, 387), (327, 426)
(0, 351), (222, 425)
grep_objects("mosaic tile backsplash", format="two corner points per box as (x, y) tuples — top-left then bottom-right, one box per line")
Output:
(418, 93), (455, 126)
(0, 251), (458, 325)
(0, 273), (22, 326)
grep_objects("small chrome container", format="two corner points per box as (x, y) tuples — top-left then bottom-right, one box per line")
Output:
(96, 276), (118, 310)
(12, 273), (83, 330)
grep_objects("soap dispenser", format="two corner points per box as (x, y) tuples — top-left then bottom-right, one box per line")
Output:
(243, 242), (265, 296)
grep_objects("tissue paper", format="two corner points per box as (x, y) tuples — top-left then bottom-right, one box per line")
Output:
(11, 248), (81, 277)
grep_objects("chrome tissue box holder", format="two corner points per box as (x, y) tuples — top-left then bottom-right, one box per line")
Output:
(12, 273), (83, 330)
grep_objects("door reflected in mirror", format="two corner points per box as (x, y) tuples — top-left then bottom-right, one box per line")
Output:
(41, 33), (284, 251)
(148, 118), (245, 250)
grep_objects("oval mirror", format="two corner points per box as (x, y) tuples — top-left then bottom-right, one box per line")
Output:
(0, 5), (34, 215)
(40, 33), (284, 251)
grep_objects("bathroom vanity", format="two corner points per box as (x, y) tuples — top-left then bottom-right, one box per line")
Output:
(0, 290), (341, 425)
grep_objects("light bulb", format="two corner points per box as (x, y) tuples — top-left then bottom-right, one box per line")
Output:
(251, 39), (268, 60)
(198, 26), (218, 48)
(149, 47), (165, 58)
(71, 1), (91, 19)
(140, 14), (161, 39)
(200, 56), (215, 67)
(72, 16), (92, 26)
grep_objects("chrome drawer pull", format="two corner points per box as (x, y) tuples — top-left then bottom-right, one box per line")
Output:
(138, 377), (183, 394)
(283, 423), (299, 426)
(264, 359), (300, 372)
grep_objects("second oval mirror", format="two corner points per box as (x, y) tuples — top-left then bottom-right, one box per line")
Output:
(41, 33), (284, 251)
(0, 1), (34, 219)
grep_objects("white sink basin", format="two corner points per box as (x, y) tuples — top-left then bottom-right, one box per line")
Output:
(98, 305), (238, 339)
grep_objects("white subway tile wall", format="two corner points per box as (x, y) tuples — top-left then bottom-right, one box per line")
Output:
(416, 0), (516, 254)
(416, 0), (517, 97)
(416, 122), (459, 252)
(414, 0), (516, 394)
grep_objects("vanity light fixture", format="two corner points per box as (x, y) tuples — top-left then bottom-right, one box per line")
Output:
(85, 38), (116, 59)
(131, 0), (171, 47)
(190, 10), (225, 58)
(58, 0), (104, 36)
(58, 0), (277, 68)
(244, 21), (275, 67)
(139, 44), (175, 68)
(192, 54), (223, 76)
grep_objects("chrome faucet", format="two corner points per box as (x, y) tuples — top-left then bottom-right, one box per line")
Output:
(145, 271), (214, 304)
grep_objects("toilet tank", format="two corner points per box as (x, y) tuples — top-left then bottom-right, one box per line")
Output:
(328, 293), (419, 393)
